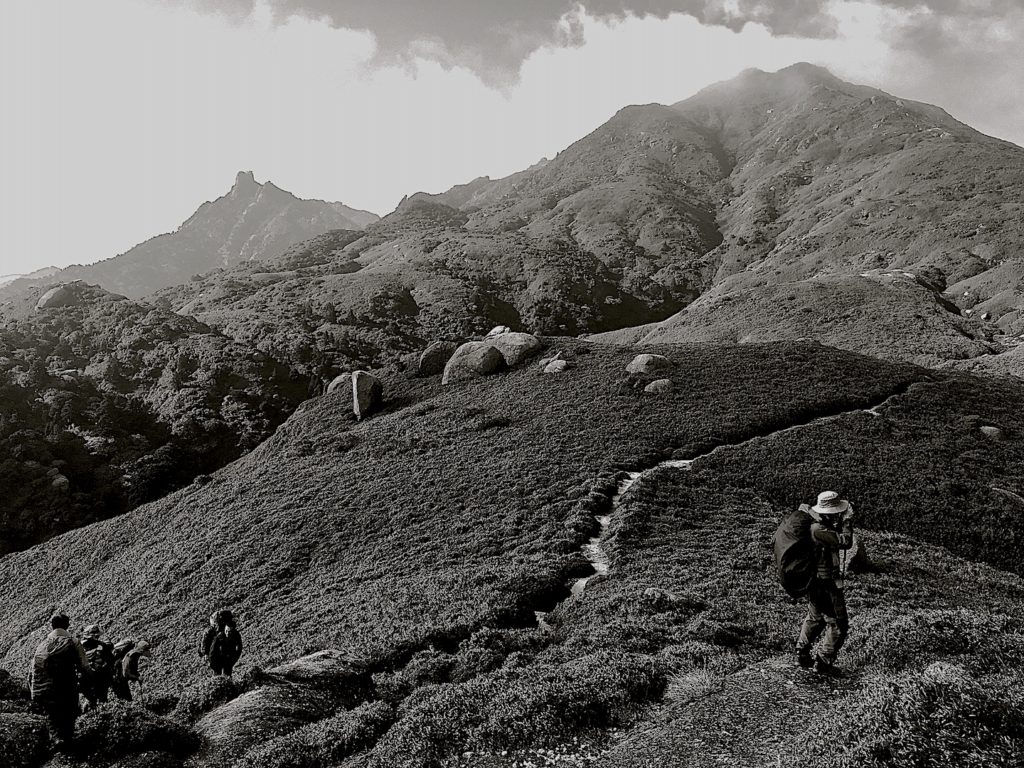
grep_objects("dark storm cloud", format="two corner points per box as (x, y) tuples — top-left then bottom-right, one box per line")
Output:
(176, 1), (1024, 91)
(177, 0), (837, 82)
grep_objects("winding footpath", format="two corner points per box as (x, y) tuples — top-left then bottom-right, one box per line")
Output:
(563, 385), (920, 601)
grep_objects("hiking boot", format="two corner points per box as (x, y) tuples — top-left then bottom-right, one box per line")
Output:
(813, 656), (844, 678)
(796, 649), (814, 669)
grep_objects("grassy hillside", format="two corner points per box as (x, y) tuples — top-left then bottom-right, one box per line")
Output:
(1, 340), (1023, 766)
(0, 341), (917, 680)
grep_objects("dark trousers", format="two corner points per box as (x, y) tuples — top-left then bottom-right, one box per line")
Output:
(41, 696), (79, 745)
(212, 663), (234, 676)
(797, 579), (849, 664)
(83, 683), (110, 709)
(111, 677), (132, 701)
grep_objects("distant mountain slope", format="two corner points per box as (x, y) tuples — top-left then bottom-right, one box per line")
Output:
(0, 281), (306, 554)
(673, 64), (1024, 289)
(592, 270), (996, 367)
(0, 266), (59, 287)
(0, 172), (378, 300)
(160, 65), (1023, 375)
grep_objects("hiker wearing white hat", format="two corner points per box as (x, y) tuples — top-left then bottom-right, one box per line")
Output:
(795, 490), (855, 675)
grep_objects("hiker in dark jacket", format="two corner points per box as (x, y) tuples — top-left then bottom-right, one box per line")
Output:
(110, 638), (151, 701)
(201, 609), (243, 676)
(29, 613), (91, 749)
(795, 491), (854, 674)
(80, 624), (115, 709)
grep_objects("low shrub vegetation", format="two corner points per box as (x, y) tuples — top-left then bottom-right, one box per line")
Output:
(71, 702), (200, 766)
(235, 700), (394, 768)
(172, 675), (241, 724)
(0, 712), (49, 768)
(789, 663), (1024, 768)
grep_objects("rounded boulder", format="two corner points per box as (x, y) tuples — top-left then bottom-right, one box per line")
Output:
(644, 378), (674, 395)
(442, 342), (506, 385)
(326, 374), (349, 394)
(486, 332), (542, 367)
(543, 359), (573, 374)
(35, 285), (79, 311)
(626, 354), (672, 375)
(418, 341), (459, 377)
(980, 425), (1005, 442)
(485, 325), (511, 338)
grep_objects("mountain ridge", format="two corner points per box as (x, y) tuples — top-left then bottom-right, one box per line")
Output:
(0, 172), (379, 301)
(152, 64), (1024, 379)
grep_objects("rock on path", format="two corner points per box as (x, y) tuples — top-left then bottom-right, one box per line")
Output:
(626, 354), (672, 375)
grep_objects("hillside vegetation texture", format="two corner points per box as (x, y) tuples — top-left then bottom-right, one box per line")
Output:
(0, 283), (306, 554)
(150, 64), (1024, 378)
(1, 341), (1022, 766)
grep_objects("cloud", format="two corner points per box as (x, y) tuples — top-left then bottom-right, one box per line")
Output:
(869, 1), (1024, 142)
(170, 1), (1024, 90)
(173, 1), (844, 84)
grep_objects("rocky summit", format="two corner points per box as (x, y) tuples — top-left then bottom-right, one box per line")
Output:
(0, 172), (378, 301)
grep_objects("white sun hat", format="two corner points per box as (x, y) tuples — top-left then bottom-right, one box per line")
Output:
(812, 490), (850, 515)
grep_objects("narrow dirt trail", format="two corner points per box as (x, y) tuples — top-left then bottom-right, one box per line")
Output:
(535, 385), (926, 764)
(562, 385), (916, 601)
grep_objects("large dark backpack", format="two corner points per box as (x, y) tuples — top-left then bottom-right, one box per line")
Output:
(210, 625), (242, 664)
(111, 639), (135, 678)
(84, 642), (112, 679)
(772, 506), (816, 598)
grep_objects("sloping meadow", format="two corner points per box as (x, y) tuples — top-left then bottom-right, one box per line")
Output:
(7, 339), (1024, 764)
(0, 341), (915, 685)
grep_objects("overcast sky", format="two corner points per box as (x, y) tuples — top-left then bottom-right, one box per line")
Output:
(1, 0), (1021, 275)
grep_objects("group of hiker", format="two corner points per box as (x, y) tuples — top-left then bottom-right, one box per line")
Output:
(24, 490), (853, 748)
(28, 608), (243, 749)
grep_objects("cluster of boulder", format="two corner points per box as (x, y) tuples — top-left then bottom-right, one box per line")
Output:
(329, 334), (686, 420)
(328, 327), (549, 420)
(625, 353), (675, 394)
(422, 327), (545, 385)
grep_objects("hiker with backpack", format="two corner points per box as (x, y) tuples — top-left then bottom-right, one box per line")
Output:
(201, 609), (243, 676)
(29, 612), (91, 750)
(773, 490), (855, 676)
(110, 638), (151, 701)
(80, 624), (115, 709)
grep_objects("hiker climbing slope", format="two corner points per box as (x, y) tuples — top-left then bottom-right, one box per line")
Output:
(795, 491), (854, 674)
(110, 639), (151, 701)
(80, 624), (115, 709)
(29, 612), (91, 749)
(201, 609), (243, 676)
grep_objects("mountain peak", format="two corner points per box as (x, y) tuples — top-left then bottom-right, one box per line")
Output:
(232, 170), (259, 191)
(776, 61), (837, 80)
